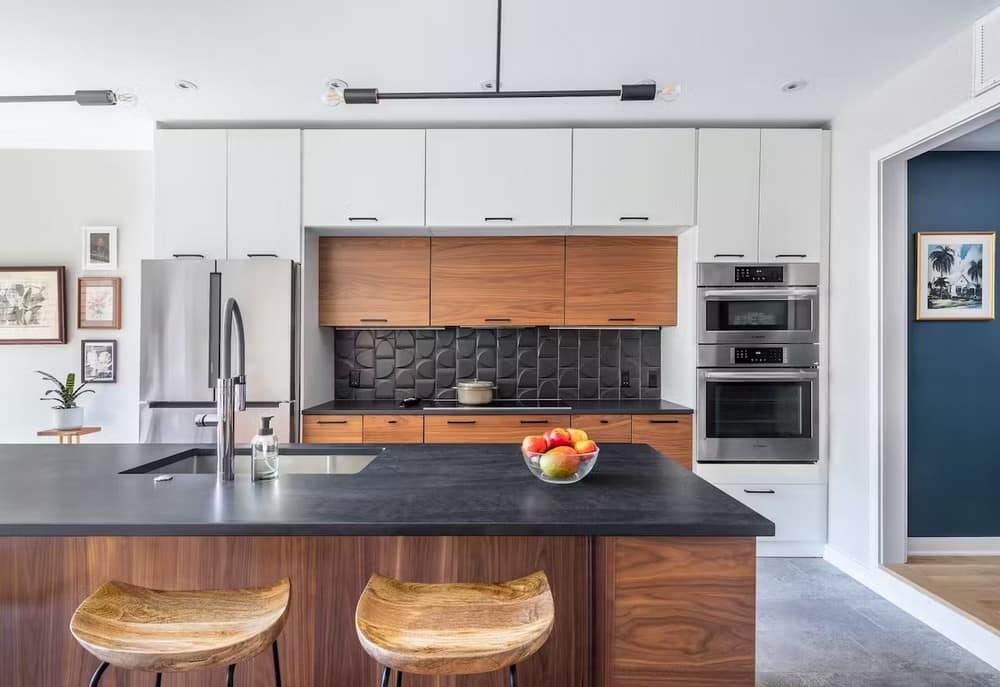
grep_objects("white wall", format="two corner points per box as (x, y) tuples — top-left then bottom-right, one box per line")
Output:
(828, 29), (976, 566)
(0, 149), (152, 442)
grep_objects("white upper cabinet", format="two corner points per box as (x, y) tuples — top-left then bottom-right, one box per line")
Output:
(425, 129), (572, 228)
(758, 129), (825, 263)
(572, 128), (696, 227)
(154, 129), (228, 259)
(227, 130), (301, 260)
(697, 128), (827, 263)
(302, 130), (425, 228)
(697, 129), (761, 262)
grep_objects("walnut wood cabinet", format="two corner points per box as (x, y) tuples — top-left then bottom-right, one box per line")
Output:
(630, 414), (693, 470)
(301, 415), (363, 443)
(430, 237), (566, 326)
(565, 236), (677, 326)
(423, 415), (572, 443)
(318, 237), (430, 327)
(570, 415), (632, 443)
(362, 415), (424, 444)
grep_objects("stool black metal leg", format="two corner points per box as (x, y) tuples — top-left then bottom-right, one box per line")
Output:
(509, 664), (518, 687)
(379, 666), (391, 687)
(154, 674), (162, 687)
(88, 662), (109, 687)
(272, 640), (283, 687)
(395, 669), (403, 686)
(226, 664), (236, 687)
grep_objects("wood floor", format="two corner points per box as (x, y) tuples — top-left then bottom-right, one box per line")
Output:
(888, 556), (1000, 634)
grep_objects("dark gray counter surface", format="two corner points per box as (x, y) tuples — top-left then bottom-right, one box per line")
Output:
(0, 443), (772, 537)
(301, 399), (693, 415)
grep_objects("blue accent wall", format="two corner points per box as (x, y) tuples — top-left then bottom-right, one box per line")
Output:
(908, 151), (1000, 537)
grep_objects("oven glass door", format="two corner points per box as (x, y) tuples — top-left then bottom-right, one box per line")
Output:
(699, 288), (817, 343)
(698, 369), (819, 463)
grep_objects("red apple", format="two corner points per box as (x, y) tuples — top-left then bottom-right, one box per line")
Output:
(574, 439), (598, 458)
(521, 435), (548, 455)
(539, 446), (581, 478)
(544, 427), (573, 449)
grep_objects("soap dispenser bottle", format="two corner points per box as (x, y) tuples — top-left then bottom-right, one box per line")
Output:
(251, 415), (279, 481)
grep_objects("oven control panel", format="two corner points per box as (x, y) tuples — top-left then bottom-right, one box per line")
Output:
(734, 265), (785, 283)
(733, 347), (784, 364)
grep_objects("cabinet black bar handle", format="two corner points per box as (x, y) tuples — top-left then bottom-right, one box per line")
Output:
(246, 253), (278, 258)
(600, 419), (610, 424)
(714, 253), (745, 258)
(447, 420), (477, 425)
(348, 217), (379, 222)
(619, 216), (649, 222)
(744, 488), (776, 494)
(317, 420), (348, 425)
(360, 318), (389, 323)
(649, 419), (679, 424)
(387, 420), (397, 424)
(775, 254), (807, 258)
(484, 317), (512, 322)
(484, 217), (513, 222)
(608, 317), (636, 322)
(172, 253), (205, 258)
(519, 419), (550, 425)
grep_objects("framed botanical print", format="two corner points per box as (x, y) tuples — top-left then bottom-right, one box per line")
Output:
(82, 226), (118, 271)
(78, 276), (122, 329)
(0, 266), (66, 344)
(81, 339), (116, 383)
(916, 231), (996, 321)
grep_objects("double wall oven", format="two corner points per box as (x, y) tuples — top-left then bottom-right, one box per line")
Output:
(697, 263), (820, 464)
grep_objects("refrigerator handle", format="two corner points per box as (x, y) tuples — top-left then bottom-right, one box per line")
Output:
(208, 272), (221, 390)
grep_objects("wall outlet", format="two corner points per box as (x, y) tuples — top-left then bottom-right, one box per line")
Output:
(621, 370), (631, 388)
(648, 371), (658, 388)
(349, 370), (361, 388)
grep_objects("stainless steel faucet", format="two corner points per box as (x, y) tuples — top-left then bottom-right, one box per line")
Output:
(195, 298), (246, 481)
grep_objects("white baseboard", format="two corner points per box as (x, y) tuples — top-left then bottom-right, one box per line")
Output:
(908, 537), (1000, 556)
(824, 545), (1000, 670)
(758, 540), (825, 557)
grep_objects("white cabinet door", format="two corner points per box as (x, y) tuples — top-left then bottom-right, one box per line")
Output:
(154, 129), (227, 259)
(426, 129), (572, 227)
(302, 130), (425, 228)
(716, 483), (827, 543)
(696, 129), (760, 262)
(758, 129), (825, 263)
(572, 128), (696, 227)
(227, 130), (301, 260)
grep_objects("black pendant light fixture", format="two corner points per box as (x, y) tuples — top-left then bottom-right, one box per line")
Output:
(0, 90), (133, 106)
(323, 0), (678, 106)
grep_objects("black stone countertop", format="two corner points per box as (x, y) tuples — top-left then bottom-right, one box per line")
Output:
(0, 443), (771, 537)
(302, 399), (693, 416)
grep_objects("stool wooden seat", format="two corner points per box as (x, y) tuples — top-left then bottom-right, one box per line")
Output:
(355, 571), (553, 685)
(70, 578), (290, 685)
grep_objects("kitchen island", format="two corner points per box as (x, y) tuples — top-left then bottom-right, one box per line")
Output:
(0, 442), (772, 686)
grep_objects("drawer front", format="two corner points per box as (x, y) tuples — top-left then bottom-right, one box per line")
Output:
(424, 415), (572, 443)
(715, 483), (826, 543)
(363, 415), (424, 444)
(570, 415), (631, 443)
(631, 414), (693, 470)
(301, 415), (364, 443)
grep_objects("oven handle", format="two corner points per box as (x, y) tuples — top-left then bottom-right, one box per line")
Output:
(702, 369), (818, 381)
(700, 288), (817, 300)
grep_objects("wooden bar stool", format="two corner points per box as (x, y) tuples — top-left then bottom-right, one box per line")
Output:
(355, 571), (554, 686)
(70, 578), (290, 686)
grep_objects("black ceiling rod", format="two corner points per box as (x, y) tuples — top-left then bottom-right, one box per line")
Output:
(495, 0), (502, 93)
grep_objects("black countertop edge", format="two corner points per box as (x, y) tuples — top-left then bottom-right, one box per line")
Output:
(302, 399), (694, 416)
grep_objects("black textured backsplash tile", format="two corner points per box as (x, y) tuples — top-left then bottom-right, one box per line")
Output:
(334, 327), (661, 402)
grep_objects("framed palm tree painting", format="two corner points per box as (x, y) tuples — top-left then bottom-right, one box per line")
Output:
(916, 231), (995, 320)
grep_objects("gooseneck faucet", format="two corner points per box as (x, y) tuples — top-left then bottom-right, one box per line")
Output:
(195, 298), (246, 481)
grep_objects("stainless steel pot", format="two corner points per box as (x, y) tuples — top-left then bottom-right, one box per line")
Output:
(454, 380), (496, 405)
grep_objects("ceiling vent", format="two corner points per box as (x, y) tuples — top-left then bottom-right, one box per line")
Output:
(974, 7), (1000, 96)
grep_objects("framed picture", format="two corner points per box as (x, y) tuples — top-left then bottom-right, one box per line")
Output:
(81, 339), (116, 383)
(82, 226), (118, 271)
(0, 266), (66, 344)
(78, 276), (121, 329)
(916, 231), (996, 321)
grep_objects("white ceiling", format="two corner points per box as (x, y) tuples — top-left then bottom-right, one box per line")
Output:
(1, 0), (998, 149)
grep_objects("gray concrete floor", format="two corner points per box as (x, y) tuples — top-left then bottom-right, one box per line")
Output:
(757, 558), (1000, 686)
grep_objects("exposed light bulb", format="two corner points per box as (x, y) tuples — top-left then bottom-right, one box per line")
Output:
(114, 89), (138, 107)
(657, 83), (681, 102)
(322, 79), (348, 107)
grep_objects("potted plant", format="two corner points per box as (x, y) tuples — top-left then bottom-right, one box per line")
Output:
(37, 371), (93, 430)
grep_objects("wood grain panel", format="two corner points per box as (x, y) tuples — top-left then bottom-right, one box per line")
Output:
(0, 536), (591, 687)
(630, 415), (693, 470)
(423, 415), (572, 444)
(430, 237), (565, 326)
(565, 237), (677, 326)
(595, 537), (756, 687)
(570, 415), (632, 443)
(301, 415), (364, 443)
(363, 415), (424, 444)
(319, 237), (430, 327)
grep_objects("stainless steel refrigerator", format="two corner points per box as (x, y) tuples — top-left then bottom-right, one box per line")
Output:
(139, 258), (298, 443)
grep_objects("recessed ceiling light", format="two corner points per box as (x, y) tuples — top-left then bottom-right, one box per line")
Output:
(174, 80), (198, 92)
(781, 79), (808, 94)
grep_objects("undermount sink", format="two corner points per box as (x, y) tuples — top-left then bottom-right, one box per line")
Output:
(121, 447), (382, 476)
